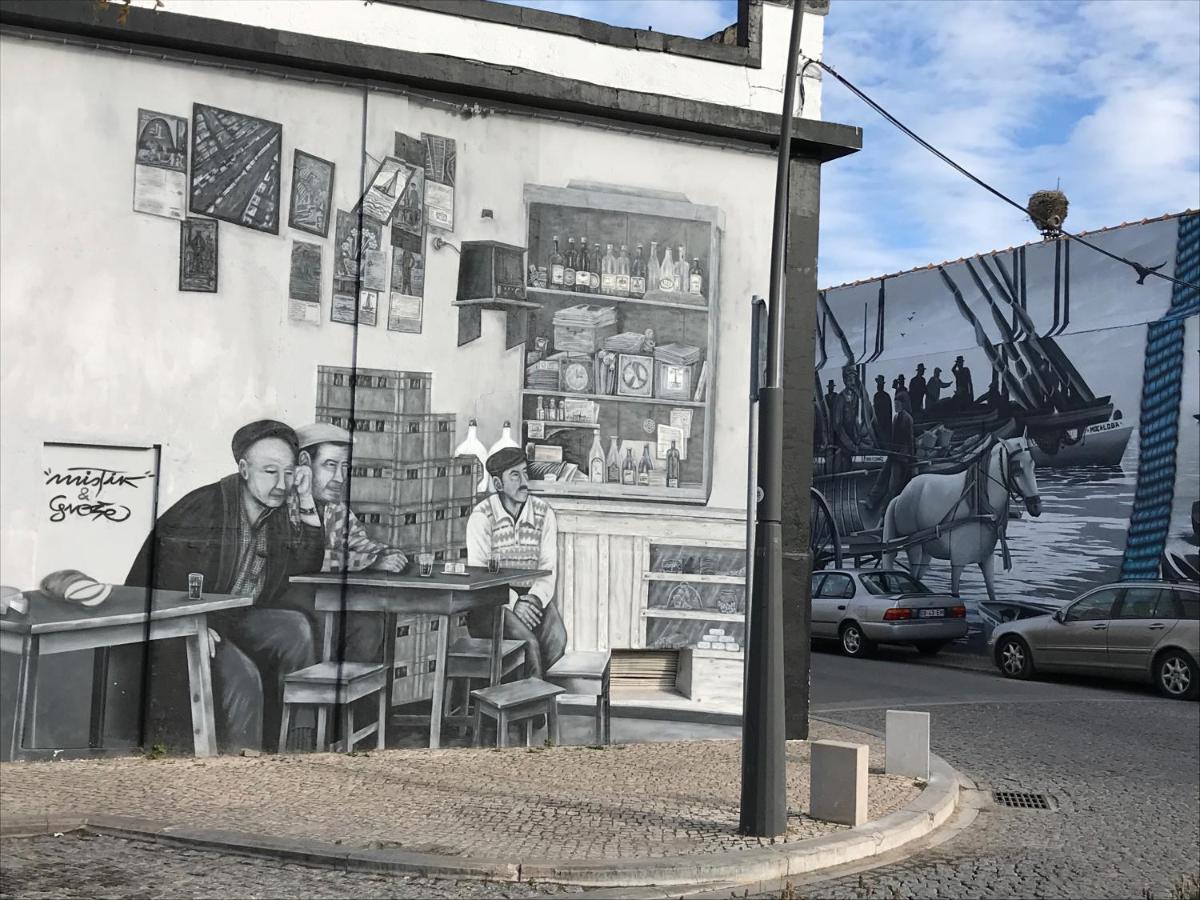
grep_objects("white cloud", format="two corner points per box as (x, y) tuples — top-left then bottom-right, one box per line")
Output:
(492, 0), (735, 38)
(818, 0), (1200, 288)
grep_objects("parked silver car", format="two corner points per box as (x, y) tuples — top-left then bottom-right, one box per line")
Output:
(810, 569), (968, 658)
(990, 582), (1200, 700)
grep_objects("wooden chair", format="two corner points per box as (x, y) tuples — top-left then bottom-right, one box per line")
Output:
(470, 678), (564, 748)
(545, 650), (612, 745)
(443, 637), (527, 722)
(278, 661), (387, 753)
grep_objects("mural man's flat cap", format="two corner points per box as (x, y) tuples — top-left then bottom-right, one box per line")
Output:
(486, 446), (527, 476)
(231, 419), (298, 461)
(296, 422), (352, 450)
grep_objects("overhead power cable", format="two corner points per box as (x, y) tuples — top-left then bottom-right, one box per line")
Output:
(808, 57), (1200, 295)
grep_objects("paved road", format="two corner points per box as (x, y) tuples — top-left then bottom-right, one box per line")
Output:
(795, 646), (1200, 899)
(3, 647), (1196, 899)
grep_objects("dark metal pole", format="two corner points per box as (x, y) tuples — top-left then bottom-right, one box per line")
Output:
(740, 0), (805, 838)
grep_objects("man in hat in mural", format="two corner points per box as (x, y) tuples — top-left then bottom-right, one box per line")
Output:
(952, 355), (975, 409)
(862, 388), (915, 517)
(293, 422), (408, 662)
(831, 363), (867, 473)
(872, 373), (893, 449)
(465, 446), (566, 678)
(909, 363), (928, 417)
(126, 419), (324, 754)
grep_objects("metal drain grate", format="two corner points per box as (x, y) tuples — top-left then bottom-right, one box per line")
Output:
(992, 790), (1052, 810)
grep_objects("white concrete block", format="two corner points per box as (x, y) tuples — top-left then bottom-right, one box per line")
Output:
(697, 641), (712, 649)
(885, 710), (930, 779)
(710, 628), (725, 636)
(809, 740), (868, 827)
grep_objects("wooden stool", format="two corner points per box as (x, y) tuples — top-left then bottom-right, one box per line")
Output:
(279, 662), (387, 753)
(546, 650), (612, 745)
(444, 638), (527, 720)
(470, 678), (564, 748)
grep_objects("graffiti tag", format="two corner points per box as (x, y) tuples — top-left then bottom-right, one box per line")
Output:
(43, 466), (154, 524)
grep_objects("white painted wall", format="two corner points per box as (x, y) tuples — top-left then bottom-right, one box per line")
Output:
(124, 0), (824, 119)
(0, 37), (776, 589)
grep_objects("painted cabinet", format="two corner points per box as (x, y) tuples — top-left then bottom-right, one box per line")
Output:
(520, 183), (723, 504)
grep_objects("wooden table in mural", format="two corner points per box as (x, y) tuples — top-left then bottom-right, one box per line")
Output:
(0, 587), (251, 761)
(291, 568), (548, 749)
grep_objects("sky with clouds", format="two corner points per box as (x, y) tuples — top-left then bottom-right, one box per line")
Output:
(497, 0), (1200, 288)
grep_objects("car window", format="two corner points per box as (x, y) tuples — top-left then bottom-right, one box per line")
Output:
(858, 573), (888, 595)
(883, 572), (931, 594)
(1115, 587), (1162, 620)
(1152, 590), (1182, 619)
(1065, 588), (1119, 622)
(810, 574), (826, 597)
(1176, 590), (1199, 621)
(819, 573), (854, 599)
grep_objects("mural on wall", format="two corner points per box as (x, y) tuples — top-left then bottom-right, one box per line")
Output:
(812, 213), (1199, 649)
(0, 81), (750, 763)
(132, 108), (188, 220)
(189, 103), (282, 234)
(287, 149), (334, 238)
(178, 217), (218, 292)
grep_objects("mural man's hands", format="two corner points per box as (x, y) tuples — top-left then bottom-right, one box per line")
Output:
(512, 595), (543, 631)
(207, 627), (221, 659)
(373, 550), (408, 573)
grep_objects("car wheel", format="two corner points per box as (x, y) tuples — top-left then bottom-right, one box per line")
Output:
(840, 622), (874, 658)
(1154, 649), (1199, 700)
(996, 635), (1033, 679)
(915, 640), (948, 656)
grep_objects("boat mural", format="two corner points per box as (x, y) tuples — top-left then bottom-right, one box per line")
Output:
(810, 212), (1199, 650)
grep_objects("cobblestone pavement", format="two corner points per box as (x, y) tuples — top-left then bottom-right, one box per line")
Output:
(787, 654), (1200, 900)
(0, 722), (917, 862)
(0, 832), (581, 899)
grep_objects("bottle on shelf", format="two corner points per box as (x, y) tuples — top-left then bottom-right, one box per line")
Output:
(453, 418), (490, 494)
(549, 235), (565, 288)
(616, 245), (631, 297)
(621, 447), (636, 485)
(689, 257), (704, 296)
(637, 444), (653, 486)
(588, 434), (606, 483)
(631, 244), (647, 298)
(666, 440), (681, 488)
(601, 243), (618, 295)
(590, 243), (602, 292)
(554, 399), (563, 421)
(575, 237), (591, 293)
(535, 396), (545, 420)
(659, 246), (677, 292)
(564, 237), (577, 290)
(525, 441), (536, 461)
(606, 435), (621, 483)
(488, 421), (519, 457)
(647, 241), (660, 294)
(676, 245), (688, 291)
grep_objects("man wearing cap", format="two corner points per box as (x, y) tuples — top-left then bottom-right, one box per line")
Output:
(125, 419), (324, 754)
(293, 423), (408, 661)
(465, 446), (566, 678)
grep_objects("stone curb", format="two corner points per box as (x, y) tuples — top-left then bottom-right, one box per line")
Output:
(0, 753), (962, 889)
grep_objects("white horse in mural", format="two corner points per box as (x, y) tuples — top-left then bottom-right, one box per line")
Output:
(882, 435), (1042, 602)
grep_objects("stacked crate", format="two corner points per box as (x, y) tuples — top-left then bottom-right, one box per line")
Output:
(315, 365), (482, 706)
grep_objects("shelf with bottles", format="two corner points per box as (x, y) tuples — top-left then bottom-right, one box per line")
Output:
(526, 286), (707, 313)
(522, 389), (706, 410)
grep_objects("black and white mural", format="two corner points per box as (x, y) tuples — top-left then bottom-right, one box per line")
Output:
(812, 213), (1199, 648)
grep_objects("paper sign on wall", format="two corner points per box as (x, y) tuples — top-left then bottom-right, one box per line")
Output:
(133, 108), (188, 220)
(39, 443), (159, 586)
(421, 133), (456, 232)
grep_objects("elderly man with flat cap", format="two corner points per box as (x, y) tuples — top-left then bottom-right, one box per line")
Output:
(292, 422), (408, 662)
(126, 419), (324, 754)
(465, 446), (566, 678)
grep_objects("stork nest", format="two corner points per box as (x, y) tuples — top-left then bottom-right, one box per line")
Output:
(1027, 190), (1069, 238)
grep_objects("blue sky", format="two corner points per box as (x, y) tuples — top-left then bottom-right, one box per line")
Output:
(496, 0), (1200, 288)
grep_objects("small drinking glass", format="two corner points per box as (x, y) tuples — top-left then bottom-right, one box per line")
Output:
(418, 552), (434, 577)
(487, 557), (500, 574)
(187, 572), (204, 601)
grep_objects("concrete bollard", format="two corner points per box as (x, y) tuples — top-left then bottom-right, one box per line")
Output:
(809, 740), (868, 827)
(885, 710), (930, 779)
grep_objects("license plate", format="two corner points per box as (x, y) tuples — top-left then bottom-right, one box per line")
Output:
(919, 608), (946, 618)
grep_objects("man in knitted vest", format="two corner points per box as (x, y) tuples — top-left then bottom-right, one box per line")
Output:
(465, 447), (566, 677)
